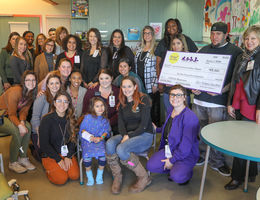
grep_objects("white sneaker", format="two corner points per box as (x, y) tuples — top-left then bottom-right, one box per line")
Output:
(18, 157), (36, 170)
(9, 162), (27, 173)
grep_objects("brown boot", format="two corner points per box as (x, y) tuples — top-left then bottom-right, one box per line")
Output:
(106, 154), (122, 194)
(121, 153), (151, 193)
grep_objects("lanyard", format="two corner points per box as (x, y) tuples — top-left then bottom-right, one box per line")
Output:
(58, 123), (67, 146)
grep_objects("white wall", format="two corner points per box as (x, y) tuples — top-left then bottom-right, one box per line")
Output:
(0, 0), (71, 34)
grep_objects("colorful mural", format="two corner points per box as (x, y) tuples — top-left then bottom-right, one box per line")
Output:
(203, 0), (260, 38)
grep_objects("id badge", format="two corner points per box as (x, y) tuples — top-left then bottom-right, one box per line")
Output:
(109, 95), (115, 107)
(74, 55), (80, 63)
(82, 131), (93, 142)
(61, 145), (68, 157)
(246, 60), (254, 71)
(92, 50), (99, 58)
(165, 145), (172, 158)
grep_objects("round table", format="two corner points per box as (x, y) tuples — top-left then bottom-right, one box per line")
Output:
(199, 121), (260, 200)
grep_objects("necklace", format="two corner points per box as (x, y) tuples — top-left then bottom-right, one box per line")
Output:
(69, 88), (78, 108)
(139, 51), (148, 62)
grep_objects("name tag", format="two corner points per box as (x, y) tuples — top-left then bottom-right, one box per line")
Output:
(246, 60), (254, 71)
(61, 145), (68, 157)
(92, 50), (99, 58)
(82, 131), (93, 142)
(165, 145), (172, 158)
(109, 95), (115, 107)
(74, 55), (80, 63)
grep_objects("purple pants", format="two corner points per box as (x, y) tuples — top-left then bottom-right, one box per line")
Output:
(146, 149), (195, 184)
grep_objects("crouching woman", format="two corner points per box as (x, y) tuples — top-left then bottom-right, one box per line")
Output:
(147, 85), (200, 185)
(39, 90), (79, 185)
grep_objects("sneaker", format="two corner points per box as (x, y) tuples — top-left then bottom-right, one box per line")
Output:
(211, 165), (230, 176)
(9, 162), (27, 173)
(18, 157), (36, 170)
(196, 157), (205, 166)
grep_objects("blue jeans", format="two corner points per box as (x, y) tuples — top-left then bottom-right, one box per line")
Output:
(106, 133), (153, 161)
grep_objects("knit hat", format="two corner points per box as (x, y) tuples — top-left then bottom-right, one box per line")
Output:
(211, 22), (228, 33)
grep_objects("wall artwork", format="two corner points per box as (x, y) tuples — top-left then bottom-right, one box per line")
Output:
(203, 0), (260, 40)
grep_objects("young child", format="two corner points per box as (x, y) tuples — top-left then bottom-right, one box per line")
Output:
(79, 97), (110, 186)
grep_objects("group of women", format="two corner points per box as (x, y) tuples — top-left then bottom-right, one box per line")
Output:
(0, 17), (259, 195)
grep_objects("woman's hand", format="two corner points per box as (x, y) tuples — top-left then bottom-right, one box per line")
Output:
(161, 158), (173, 170)
(120, 135), (129, 144)
(228, 105), (236, 119)
(37, 90), (45, 97)
(64, 157), (72, 170)
(192, 89), (201, 95)
(152, 86), (158, 94)
(89, 82), (98, 89)
(152, 122), (157, 131)
(58, 160), (67, 171)
(18, 123), (28, 137)
(256, 110), (260, 124)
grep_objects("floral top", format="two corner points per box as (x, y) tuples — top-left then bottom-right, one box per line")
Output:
(79, 114), (110, 159)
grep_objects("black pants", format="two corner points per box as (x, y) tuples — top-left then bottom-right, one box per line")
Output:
(231, 113), (258, 181)
(149, 91), (161, 126)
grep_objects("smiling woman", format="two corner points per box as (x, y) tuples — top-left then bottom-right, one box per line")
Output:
(39, 90), (79, 185)
(106, 76), (154, 194)
(0, 70), (37, 173)
(147, 84), (200, 185)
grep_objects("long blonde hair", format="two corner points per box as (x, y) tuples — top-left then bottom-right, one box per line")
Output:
(141, 26), (156, 56)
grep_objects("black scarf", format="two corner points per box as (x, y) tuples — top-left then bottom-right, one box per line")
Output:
(235, 46), (260, 82)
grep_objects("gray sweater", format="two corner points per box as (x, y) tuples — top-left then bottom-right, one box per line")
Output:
(31, 95), (50, 134)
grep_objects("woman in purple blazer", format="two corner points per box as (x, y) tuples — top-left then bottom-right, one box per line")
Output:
(147, 84), (200, 185)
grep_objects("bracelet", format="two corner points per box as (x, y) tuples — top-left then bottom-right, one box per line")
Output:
(101, 135), (105, 139)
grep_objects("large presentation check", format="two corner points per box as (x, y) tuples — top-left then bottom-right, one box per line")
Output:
(158, 51), (231, 94)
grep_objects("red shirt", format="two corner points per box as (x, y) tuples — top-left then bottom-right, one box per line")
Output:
(65, 52), (75, 68)
(232, 79), (256, 121)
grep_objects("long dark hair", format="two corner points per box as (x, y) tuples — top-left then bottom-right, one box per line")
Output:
(51, 90), (78, 143)
(163, 18), (183, 50)
(85, 28), (102, 55)
(45, 74), (62, 105)
(108, 29), (128, 59)
(21, 70), (38, 104)
(3, 32), (20, 53)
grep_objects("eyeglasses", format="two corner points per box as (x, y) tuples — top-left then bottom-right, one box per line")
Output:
(56, 99), (69, 104)
(46, 43), (54, 47)
(169, 93), (184, 98)
(25, 79), (36, 82)
(144, 32), (152, 35)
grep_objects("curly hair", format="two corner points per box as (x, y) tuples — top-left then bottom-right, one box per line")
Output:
(51, 90), (78, 143)
(62, 34), (82, 52)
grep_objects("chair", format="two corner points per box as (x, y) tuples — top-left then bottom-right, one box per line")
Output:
(77, 129), (157, 185)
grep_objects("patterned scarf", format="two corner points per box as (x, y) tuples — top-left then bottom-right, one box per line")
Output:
(235, 45), (260, 82)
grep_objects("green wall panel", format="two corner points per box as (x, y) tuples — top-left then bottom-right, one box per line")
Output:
(119, 0), (148, 40)
(0, 16), (40, 50)
(89, 0), (119, 41)
(176, 0), (204, 41)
